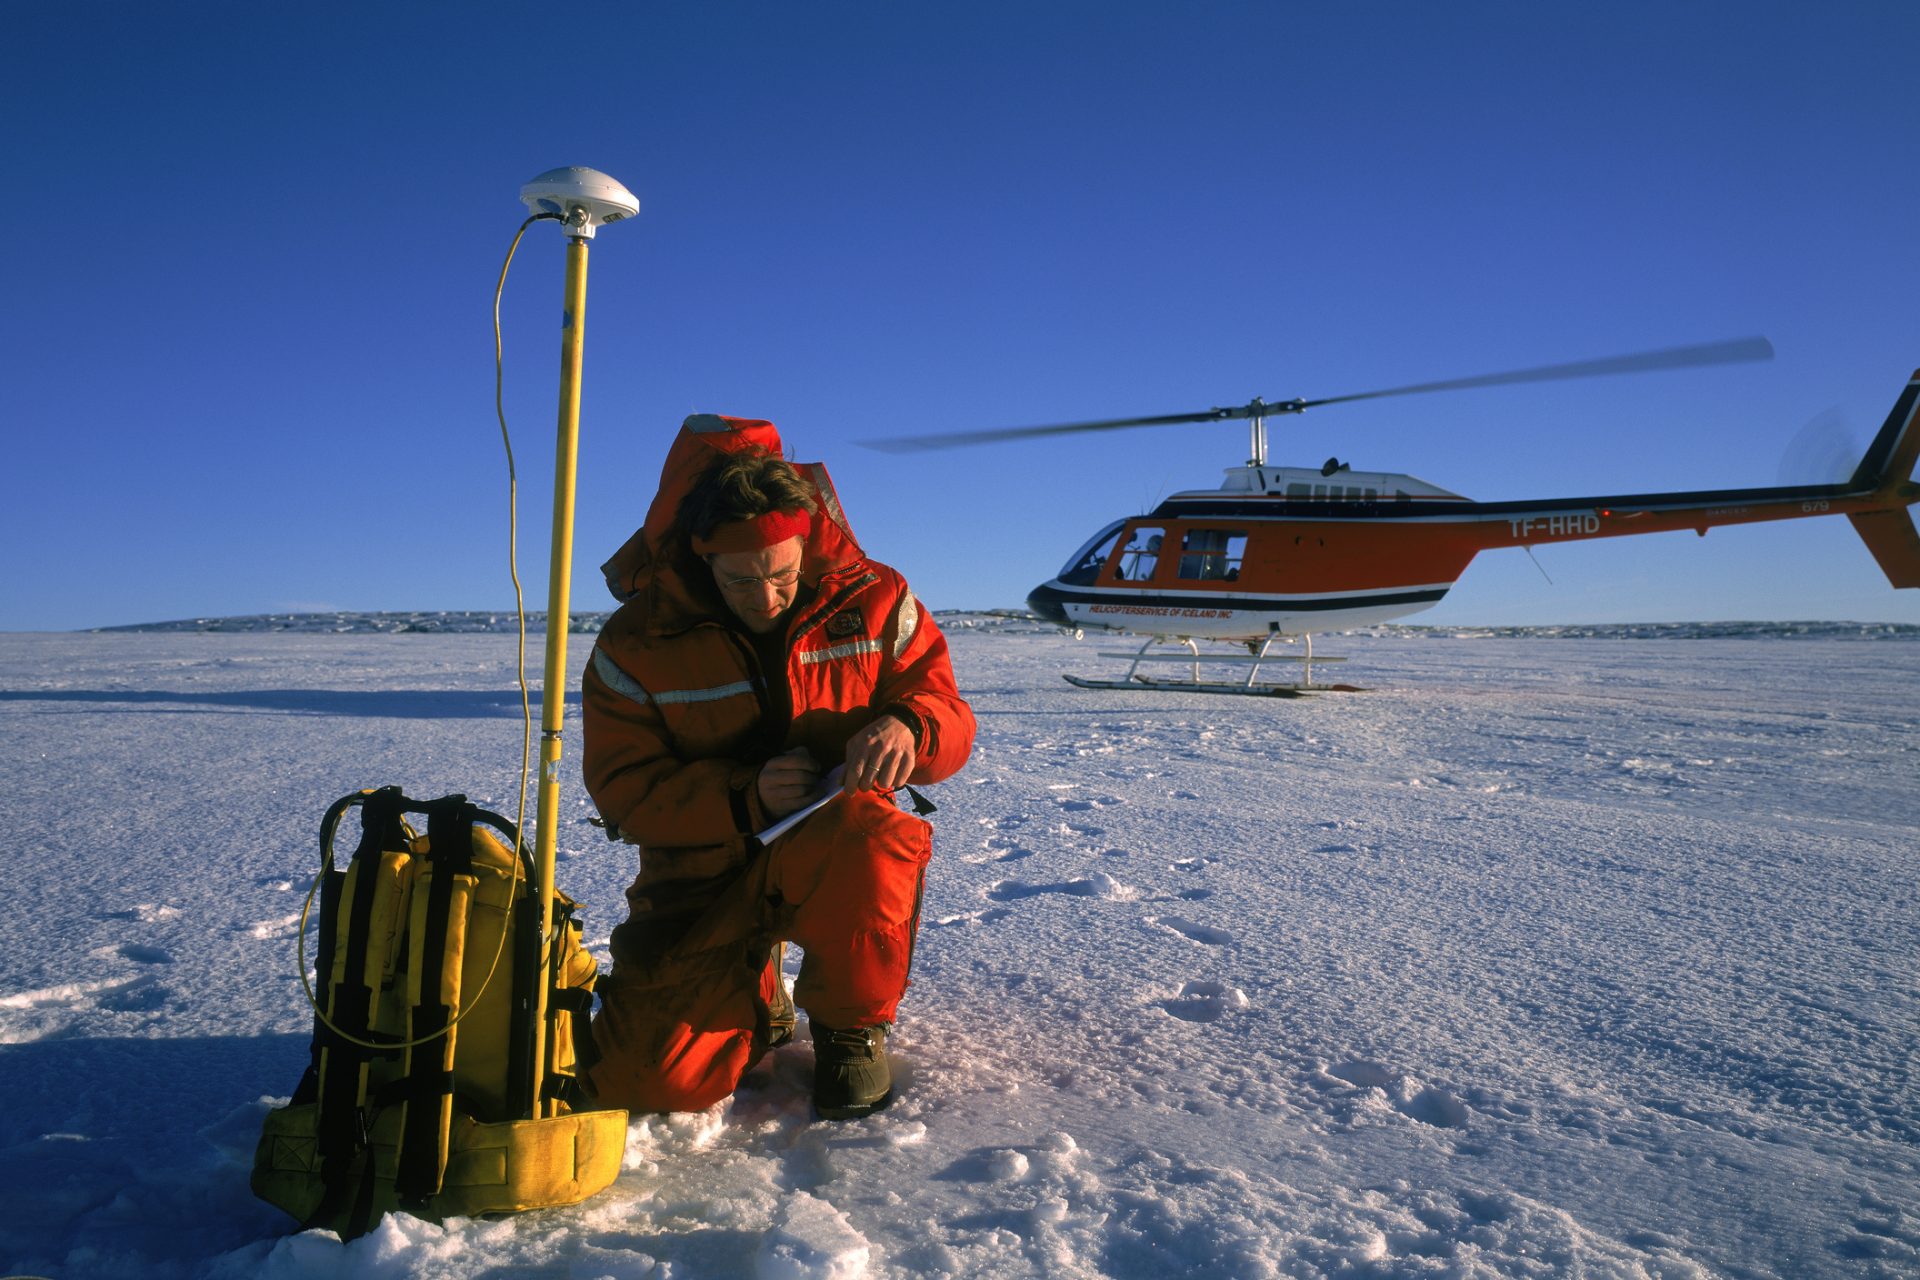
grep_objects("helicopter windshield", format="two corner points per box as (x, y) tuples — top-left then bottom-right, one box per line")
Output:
(1056, 519), (1127, 585)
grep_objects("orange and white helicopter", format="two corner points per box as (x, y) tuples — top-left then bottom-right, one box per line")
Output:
(868, 338), (1920, 696)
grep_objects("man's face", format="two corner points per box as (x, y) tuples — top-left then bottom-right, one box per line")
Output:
(708, 536), (805, 634)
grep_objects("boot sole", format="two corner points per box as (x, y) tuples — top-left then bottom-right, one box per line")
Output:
(814, 1088), (894, 1121)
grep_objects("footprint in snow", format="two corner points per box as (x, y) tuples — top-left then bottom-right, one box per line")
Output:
(1160, 981), (1249, 1023)
(1327, 1060), (1470, 1129)
(1831, 1191), (1920, 1261)
(967, 834), (1035, 864)
(246, 913), (305, 940)
(1171, 856), (1216, 872)
(1168, 789), (1200, 800)
(0, 973), (173, 1041)
(96, 975), (172, 1013)
(938, 1146), (1035, 1184)
(1330, 1061), (1397, 1089)
(1145, 916), (1234, 946)
(112, 943), (173, 965)
(1402, 1087), (1472, 1129)
(988, 873), (1134, 902)
(1, 979), (119, 1016)
(95, 902), (184, 924)
(1056, 794), (1126, 812)
(929, 908), (1012, 929)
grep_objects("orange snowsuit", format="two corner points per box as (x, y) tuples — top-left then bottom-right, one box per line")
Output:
(579, 414), (975, 1114)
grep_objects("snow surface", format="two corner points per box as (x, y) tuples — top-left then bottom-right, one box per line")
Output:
(2, 621), (1916, 1279)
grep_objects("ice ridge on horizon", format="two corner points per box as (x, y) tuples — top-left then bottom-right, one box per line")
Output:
(86, 611), (1920, 640)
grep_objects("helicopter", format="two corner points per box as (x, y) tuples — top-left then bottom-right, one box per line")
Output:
(865, 338), (1920, 696)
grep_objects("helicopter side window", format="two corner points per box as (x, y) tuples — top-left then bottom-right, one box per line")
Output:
(1115, 527), (1165, 582)
(1177, 529), (1248, 581)
(1056, 519), (1127, 586)
(1289, 483), (1379, 500)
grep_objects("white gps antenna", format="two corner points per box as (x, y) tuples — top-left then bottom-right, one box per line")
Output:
(519, 166), (640, 239)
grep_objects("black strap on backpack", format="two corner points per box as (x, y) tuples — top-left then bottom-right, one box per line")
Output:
(393, 796), (478, 1206)
(306, 787), (407, 1234)
(539, 898), (597, 1104)
(506, 860), (542, 1118)
(290, 801), (351, 1107)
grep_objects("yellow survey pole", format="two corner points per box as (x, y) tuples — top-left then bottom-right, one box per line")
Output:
(526, 231), (590, 1115)
(516, 165), (636, 1118)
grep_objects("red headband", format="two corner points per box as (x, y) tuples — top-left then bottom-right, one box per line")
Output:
(691, 508), (811, 555)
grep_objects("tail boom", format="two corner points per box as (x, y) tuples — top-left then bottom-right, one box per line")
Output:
(1463, 368), (1920, 587)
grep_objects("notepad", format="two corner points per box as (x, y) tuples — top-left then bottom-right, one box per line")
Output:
(756, 765), (847, 843)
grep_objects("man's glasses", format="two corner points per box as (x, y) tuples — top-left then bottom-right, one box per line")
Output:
(718, 568), (801, 593)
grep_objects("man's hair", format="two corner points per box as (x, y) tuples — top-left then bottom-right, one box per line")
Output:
(678, 448), (817, 542)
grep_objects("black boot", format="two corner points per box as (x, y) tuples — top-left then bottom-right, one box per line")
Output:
(809, 1021), (892, 1120)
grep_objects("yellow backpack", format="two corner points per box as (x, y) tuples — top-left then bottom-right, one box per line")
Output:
(252, 788), (627, 1238)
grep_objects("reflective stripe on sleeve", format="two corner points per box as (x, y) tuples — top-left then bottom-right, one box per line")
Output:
(652, 679), (761, 705)
(797, 639), (883, 665)
(592, 649), (760, 706)
(592, 649), (652, 705)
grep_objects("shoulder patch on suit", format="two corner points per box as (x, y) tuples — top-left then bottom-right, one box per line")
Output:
(892, 592), (920, 659)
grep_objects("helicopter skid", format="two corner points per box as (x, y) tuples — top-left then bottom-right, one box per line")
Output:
(1062, 673), (1363, 697)
(1092, 650), (1346, 664)
(1061, 631), (1360, 696)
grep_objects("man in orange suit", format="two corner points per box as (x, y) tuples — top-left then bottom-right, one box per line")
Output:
(580, 413), (974, 1120)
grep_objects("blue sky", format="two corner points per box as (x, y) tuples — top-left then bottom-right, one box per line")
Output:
(6, 2), (1920, 631)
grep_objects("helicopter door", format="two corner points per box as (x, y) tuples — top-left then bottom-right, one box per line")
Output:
(1176, 529), (1248, 581)
(1056, 519), (1127, 586)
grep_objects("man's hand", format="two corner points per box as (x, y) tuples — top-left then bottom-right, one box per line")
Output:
(844, 714), (916, 794)
(757, 747), (822, 818)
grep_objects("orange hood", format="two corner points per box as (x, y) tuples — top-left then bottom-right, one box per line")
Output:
(600, 413), (863, 610)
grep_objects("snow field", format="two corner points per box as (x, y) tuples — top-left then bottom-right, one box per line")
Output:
(0, 626), (1916, 1278)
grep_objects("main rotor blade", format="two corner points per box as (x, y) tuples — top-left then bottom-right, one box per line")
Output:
(859, 406), (1235, 453)
(1298, 335), (1775, 410)
(858, 334), (1775, 453)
